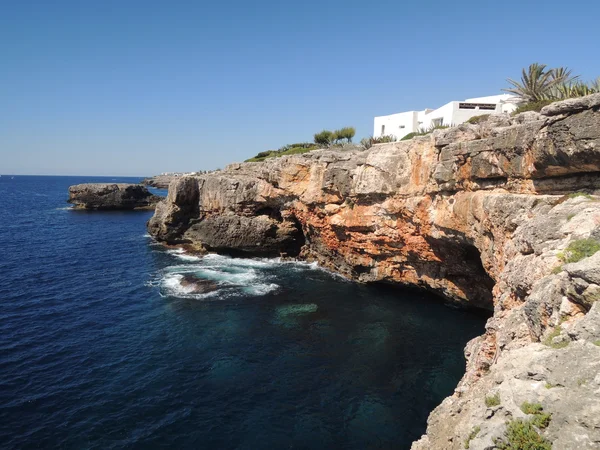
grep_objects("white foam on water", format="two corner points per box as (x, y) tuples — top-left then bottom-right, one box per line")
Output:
(201, 253), (279, 269)
(244, 283), (279, 296)
(162, 274), (195, 294)
(160, 273), (220, 300)
(155, 252), (341, 300)
(194, 267), (258, 284)
(175, 254), (202, 262)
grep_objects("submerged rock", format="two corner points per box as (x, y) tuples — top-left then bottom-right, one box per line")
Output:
(178, 275), (218, 294)
(68, 183), (160, 210)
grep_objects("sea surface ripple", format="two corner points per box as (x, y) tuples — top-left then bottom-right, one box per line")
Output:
(0, 176), (486, 449)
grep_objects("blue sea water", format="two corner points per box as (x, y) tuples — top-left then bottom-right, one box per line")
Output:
(0, 176), (487, 449)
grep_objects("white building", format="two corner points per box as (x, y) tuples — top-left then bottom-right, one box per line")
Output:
(373, 94), (518, 141)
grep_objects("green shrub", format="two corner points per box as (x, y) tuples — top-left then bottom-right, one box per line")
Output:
(494, 419), (552, 450)
(360, 137), (372, 149)
(558, 238), (600, 264)
(400, 124), (450, 141)
(567, 192), (593, 200)
(466, 114), (491, 124)
(594, 340), (600, 347)
(520, 402), (552, 430)
(245, 142), (319, 162)
(464, 426), (481, 449)
(360, 134), (397, 149)
(373, 134), (397, 144)
(521, 402), (544, 415)
(401, 132), (419, 141)
(531, 413), (552, 430)
(485, 393), (501, 407)
(513, 99), (554, 114)
(314, 130), (334, 146)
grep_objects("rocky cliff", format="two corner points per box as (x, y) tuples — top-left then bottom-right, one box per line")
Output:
(68, 183), (160, 210)
(148, 94), (600, 449)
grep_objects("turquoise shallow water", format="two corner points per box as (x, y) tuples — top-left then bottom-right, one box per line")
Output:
(0, 175), (487, 449)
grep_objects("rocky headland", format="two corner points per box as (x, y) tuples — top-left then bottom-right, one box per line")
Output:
(68, 183), (160, 210)
(148, 94), (600, 448)
(142, 173), (184, 189)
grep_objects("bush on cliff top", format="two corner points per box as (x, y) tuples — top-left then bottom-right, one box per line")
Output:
(466, 114), (490, 124)
(401, 124), (450, 141)
(245, 143), (319, 162)
(361, 134), (397, 149)
(513, 99), (553, 115)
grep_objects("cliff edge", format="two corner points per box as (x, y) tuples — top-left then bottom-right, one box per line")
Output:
(148, 94), (600, 448)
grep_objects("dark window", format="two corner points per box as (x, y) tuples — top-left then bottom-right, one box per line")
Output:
(459, 102), (496, 110)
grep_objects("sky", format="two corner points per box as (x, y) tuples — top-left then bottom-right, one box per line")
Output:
(1, 0), (599, 176)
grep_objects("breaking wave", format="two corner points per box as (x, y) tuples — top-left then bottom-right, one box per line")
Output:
(155, 248), (348, 300)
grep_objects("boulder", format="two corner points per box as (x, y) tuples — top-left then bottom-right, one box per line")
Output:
(68, 183), (160, 210)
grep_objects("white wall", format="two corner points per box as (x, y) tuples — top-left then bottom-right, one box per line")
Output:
(373, 111), (418, 140)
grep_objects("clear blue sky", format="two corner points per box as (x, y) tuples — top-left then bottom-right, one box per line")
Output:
(1, 0), (599, 176)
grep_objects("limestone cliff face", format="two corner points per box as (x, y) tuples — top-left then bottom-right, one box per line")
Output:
(148, 94), (600, 448)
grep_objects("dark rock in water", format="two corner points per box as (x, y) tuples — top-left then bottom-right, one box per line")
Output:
(68, 183), (160, 210)
(179, 275), (218, 294)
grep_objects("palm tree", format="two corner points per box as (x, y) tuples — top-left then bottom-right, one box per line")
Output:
(503, 63), (570, 102)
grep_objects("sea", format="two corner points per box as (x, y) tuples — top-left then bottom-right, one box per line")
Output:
(0, 175), (487, 449)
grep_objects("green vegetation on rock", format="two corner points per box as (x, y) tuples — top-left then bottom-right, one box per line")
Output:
(521, 402), (552, 430)
(513, 99), (554, 114)
(361, 134), (397, 149)
(314, 130), (334, 146)
(245, 125), (357, 162)
(558, 238), (600, 264)
(494, 419), (552, 450)
(505, 63), (598, 104)
(485, 392), (501, 407)
(401, 124), (450, 141)
(543, 326), (569, 349)
(466, 114), (490, 124)
(506, 63), (599, 115)
(246, 143), (319, 162)
(464, 426), (481, 449)
(521, 402), (544, 415)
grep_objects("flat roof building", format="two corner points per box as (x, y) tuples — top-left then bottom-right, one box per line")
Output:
(373, 94), (518, 141)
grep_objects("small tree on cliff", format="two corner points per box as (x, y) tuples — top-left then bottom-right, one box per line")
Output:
(314, 130), (334, 147)
(333, 127), (356, 144)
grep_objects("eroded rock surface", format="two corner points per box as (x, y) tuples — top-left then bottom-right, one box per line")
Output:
(68, 183), (160, 210)
(148, 94), (600, 448)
